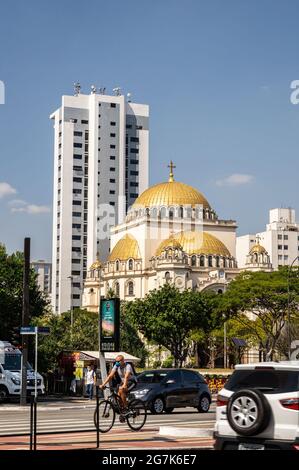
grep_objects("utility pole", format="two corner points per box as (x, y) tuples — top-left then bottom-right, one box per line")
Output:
(20, 238), (30, 405)
(287, 256), (299, 359)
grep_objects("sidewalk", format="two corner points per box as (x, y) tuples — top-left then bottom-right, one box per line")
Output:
(0, 396), (97, 411)
(0, 428), (214, 451)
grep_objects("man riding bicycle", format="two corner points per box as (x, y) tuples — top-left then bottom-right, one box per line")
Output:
(100, 355), (137, 409)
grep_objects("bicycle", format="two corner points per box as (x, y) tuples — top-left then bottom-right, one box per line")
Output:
(94, 386), (147, 433)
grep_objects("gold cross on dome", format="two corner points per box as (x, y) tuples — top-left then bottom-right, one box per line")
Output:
(168, 160), (176, 182)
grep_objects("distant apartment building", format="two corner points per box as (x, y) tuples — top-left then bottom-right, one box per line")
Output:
(31, 260), (52, 296)
(237, 208), (299, 269)
(50, 86), (149, 313)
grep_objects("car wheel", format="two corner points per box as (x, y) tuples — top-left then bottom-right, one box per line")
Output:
(150, 397), (165, 414)
(164, 407), (174, 413)
(198, 394), (210, 413)
(0, 387), (8, 403)
(227, 389), (271, 437)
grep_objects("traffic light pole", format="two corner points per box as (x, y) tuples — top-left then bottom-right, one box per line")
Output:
(20, 238), (30, 406)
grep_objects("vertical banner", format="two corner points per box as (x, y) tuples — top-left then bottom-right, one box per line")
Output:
(99, 298), (120, 352)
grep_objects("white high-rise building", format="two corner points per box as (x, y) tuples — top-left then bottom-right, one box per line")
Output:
(237, 208), (299, 270)
(50, 87), (149, 314)
(31, 260), (52, 296)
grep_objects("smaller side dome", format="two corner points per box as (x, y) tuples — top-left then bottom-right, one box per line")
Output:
(90, 253), (102, 270)
(109, 234), (141, 261)
(249, 243), (266, 254)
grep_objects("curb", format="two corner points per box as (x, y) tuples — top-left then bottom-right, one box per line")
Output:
(159, 426), (214, 438)
(0, 404), (95, 411)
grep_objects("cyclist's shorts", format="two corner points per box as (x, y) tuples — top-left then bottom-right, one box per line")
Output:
(118, 379), (137, 392)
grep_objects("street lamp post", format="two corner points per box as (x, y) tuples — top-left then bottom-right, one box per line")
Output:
(67, 275), (74, 342)
(287, 256), (299, 359)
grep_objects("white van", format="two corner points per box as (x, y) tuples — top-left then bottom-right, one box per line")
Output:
(0, 342), (45, 401)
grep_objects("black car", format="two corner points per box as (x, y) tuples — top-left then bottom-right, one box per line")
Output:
(130, 368), (211, 414)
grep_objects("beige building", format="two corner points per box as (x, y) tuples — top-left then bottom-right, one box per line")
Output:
(82, 163), (240, 311)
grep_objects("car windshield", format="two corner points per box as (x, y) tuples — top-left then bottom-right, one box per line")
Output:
(2, 354), (33, 371)
(137, 371), (168, 383)
(225, 369), (299, 394)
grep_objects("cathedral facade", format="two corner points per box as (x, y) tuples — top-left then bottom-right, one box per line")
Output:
(82, 163), (243, 312)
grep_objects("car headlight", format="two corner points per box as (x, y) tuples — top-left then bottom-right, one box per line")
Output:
(133, 388), (150, 397)
(11, 377), (20, 385)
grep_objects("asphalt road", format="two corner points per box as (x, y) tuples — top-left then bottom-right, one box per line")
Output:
(0, 401), (216, 436)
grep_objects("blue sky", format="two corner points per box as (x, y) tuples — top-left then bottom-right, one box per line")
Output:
(0, 0), (299, 260)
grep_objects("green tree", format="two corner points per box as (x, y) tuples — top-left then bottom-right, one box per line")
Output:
(124, 284), (215, 367)
(0, 244), (49, 341)
(219, 269), (299, 361)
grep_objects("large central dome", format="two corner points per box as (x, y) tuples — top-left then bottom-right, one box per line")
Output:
(132, 162), (210, 210)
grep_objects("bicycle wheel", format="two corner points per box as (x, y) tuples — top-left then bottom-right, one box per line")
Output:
(126, 399), (147, 431)
(94, 400), (115, 433)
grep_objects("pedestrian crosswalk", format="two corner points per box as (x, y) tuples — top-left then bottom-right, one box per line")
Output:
(0, 416), (215, 436)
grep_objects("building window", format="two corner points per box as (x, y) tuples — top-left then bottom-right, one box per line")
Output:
(73, 188), (82, 194)
(110, 144), (116, 149)
(115, 282), (120, 297)
(126, 124), (132, 129)
(72, 235), (81, 240)
(110, 133), (116, 137)
(116, 260), (119, 271)
(72, 223), (81, 229)
(74, 154), (82, 160)
(130, 148), (139, 154)
(130, 171), (139, 176)
(110, 122), (116, 126)
(128, 259), (134, 270)
(73, 165), (83, 171)
(278, 245), (282, 250)
(110, 167), (115, 172)
(130, 182), (138, 187)
(284, 235), (288, 240)
(72, 247), (81, 252)
(191, 255), (196, 267)
(72, 294), (80, 299)
(110, 202), (115, 206)
(111, 103), (116, 108)
(200, 256), (205, 267)
(110, 190), (115, 194)
(216, 256), (220, 268)
(72, 259), (81, 264)
(110, 178), (115, 183)
(130, 137), (139, 143)
(284, 245), (288, 250)
(74, 131), (82, 136)
(208, 256), (213, 267)
(110, 156), (116, 160)
(74, 143), (82, 148)
(72, 212), (81, 217)
(81, 120), (88, 124)
(130, 159), (139, 165)
(278, 234), (282, 240)
(73, 200), (82, 205)
(128, 281), (134, 296)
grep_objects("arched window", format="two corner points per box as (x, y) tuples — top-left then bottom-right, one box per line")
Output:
(128, 259), (133, 270)
(115, 282), (120, 297)
(128, 281), (134, 296)
(180, 206), (184, 218)
(216, 256), (220, 268)
(165, 271), (171, 283)
(191, 255), (196, 267)
(223, 258), (227, 268)
(169, 207), (174, 219)
(116, 260), (119, 271)
(200, 255), (205, 267)
(208, 256), (213, 267)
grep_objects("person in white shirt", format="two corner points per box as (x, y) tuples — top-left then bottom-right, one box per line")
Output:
(85, 365), (95, 399)
(100, 355), (137, 409)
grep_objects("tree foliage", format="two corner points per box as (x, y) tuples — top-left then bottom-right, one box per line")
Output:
(0, 244), (49, 341)
(219, 269), (299, 360)
(124, 284), (218, 367)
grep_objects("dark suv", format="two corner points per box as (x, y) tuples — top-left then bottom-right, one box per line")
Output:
(130, 368), (211, 414)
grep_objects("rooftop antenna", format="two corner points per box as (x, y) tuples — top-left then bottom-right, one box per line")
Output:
(113, 87), (122, 96)
(91, 85), (97, 94)
(99, 86), (106, 95)
(127, 92), (132, 102)
(74, 81), (81, 96)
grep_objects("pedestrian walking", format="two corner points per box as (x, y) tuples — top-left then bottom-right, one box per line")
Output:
(84, 365), (95, 399)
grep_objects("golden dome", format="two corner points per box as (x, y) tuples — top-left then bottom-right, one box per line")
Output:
(109, 234), (141, 261)
(250, 244), (266, 254)
(156, 231), (231, 257)
(132, 162), (210, 210)
(132, 181), (210, 210)
(158, 235), (183, 252)
(90, 253), (102, 270)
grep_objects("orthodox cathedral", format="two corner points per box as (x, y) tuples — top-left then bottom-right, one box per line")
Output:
(82, 162), (272, 312)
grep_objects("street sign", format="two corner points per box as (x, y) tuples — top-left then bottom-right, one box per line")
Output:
(20, 327), (36, 335)
(20, 327), (50, 335)
(99, 298), (120, 352)
(37, 327), (50, 335)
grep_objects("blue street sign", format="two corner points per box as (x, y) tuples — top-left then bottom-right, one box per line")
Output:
(37, 327), (50, 335)
(20, 327), (36, 335)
